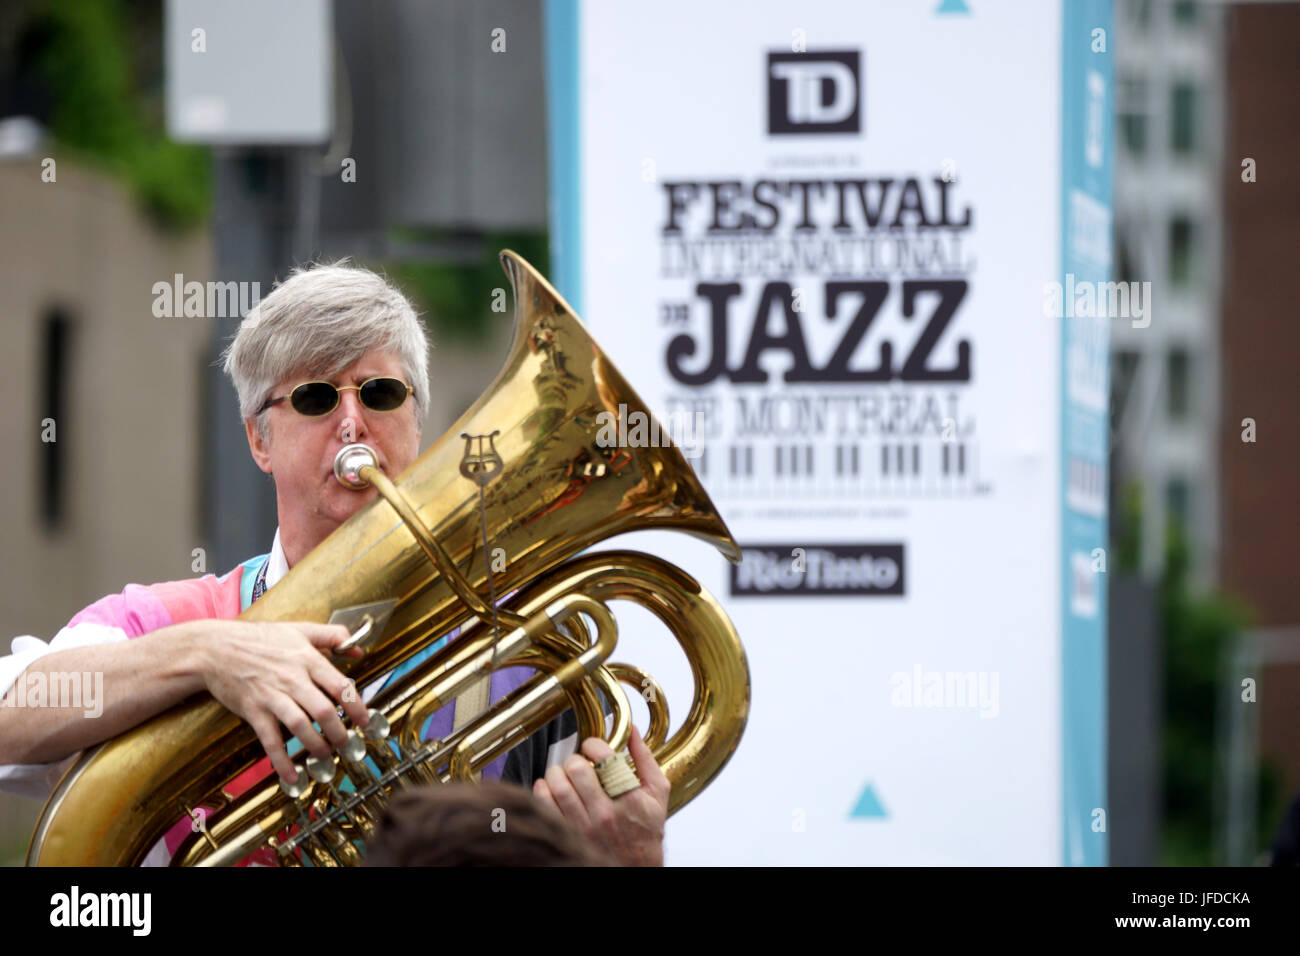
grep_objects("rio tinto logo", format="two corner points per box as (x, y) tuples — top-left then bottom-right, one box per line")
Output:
(767, 51), (861, 135)
(731, 543), (904, 597)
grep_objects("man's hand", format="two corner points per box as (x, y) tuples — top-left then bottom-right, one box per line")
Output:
(532, 725), (669, 866)
(195, 620), (368, 783)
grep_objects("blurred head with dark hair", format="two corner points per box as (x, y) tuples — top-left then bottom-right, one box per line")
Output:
(363, 781), (618, 867)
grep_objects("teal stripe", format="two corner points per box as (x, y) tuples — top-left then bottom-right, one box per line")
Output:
(1060, 0), (1112, 867)
(544, 0), (582, 313)
(378, 635), (450, 692)
(238, 554), (270, 612)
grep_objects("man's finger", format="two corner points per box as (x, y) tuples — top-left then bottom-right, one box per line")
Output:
(301, 623), (354, 651)
(533, 778), (561, 816)
(579, 735), (615, 764)
(248, 711), (294, 783)
(265, 690), (331, 760)
(561, 752), (608, 812)
(543, 763), (592, 828)
(627, 724), (669, 793)
(293, 681), (350, 750)
(308, 656), (369, 727)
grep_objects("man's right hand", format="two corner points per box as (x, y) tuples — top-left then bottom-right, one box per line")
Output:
(195, 621), (369, 784)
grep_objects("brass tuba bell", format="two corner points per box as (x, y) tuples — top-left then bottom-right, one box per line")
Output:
(27, 250), (750, 866)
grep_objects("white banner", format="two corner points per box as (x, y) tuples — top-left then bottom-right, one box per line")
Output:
(547, 0), (1109, 865)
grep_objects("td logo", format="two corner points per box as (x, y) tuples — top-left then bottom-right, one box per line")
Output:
(767, 51), (861, 135)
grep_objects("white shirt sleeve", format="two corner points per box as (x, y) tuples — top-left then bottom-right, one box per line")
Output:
(0, 622), (129, 799)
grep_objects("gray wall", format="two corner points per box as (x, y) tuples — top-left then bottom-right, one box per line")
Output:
(1108, 574), (1160, 865)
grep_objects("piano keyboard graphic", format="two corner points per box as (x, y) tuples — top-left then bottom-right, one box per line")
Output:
(690, 440), (987, 498)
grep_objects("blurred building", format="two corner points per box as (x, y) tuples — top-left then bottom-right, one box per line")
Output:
(1218, 0), (1300, 847)
(0, 159), (215, 648)
(1219, 4), (1300, 639)
(1111, 0), (1226, 587)
(1110, 0), (1300, 862)
(1105, 0), (1231, 867)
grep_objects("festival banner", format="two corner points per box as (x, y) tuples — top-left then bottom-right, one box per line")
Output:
(546, 0), (1109, 864)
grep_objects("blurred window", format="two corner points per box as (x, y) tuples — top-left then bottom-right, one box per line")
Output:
(1172, 1), (1198, 27)
(1118, 77), (1148, 157)
(1117, 232), (1138, 284)
(1121, 114), (1147, 156)
(1172, 83), (1197, 155)
(1165, 478), (1190, 530)
(1167, 349), (1190, 421)
(1170, 216), (1194, 285)
(1128, 0), (1152, 31)
(40, 309), (70, 530)
(1112, 350), (1141, 421)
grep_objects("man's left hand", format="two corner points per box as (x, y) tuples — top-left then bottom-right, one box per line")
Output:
(533, 724), (669, 866)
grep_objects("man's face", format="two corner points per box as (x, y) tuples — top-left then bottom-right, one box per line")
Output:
(246, 347), (422, 557)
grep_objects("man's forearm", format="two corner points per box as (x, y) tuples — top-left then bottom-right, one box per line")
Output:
(0, 622), (210, 766)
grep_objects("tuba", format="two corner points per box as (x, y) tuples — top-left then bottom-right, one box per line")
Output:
(27, 250), (749, 866)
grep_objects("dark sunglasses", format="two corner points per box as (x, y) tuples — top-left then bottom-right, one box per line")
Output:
(258, 377), (415, 417)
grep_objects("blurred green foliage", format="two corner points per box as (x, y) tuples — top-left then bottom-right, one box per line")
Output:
(1113, 477), (1284, 864)
(1114, 480), (1143, 574)
(27, 0), (210, 229)
(1157, 521), (1283, 865)
(386, 231), (550, 344)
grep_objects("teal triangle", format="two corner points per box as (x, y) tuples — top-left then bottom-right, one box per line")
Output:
(936, 0), (971, 14)
(851, 783), (888, 819)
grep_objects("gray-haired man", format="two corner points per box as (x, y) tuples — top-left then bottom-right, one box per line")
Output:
(0, 262), (667, 865)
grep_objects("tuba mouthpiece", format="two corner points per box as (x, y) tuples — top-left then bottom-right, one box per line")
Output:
(333, 443), (379, 489)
